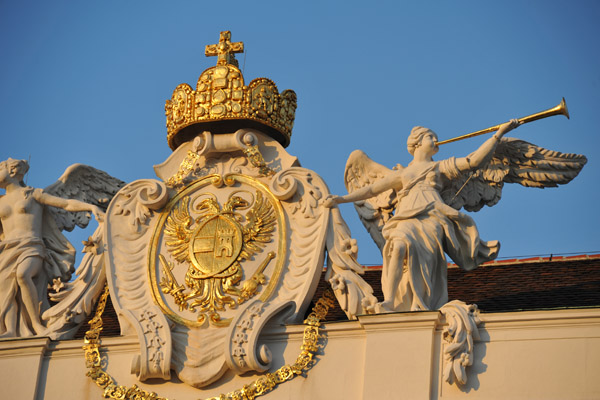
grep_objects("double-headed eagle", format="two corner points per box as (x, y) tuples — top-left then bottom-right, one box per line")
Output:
(161, 190), (276, 324)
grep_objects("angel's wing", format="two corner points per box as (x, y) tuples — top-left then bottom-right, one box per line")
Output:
(441, 137), (587, 212)
(44, 164), (125, 231)
(0, 197), (3, 240)
(344, 150), (398, 251)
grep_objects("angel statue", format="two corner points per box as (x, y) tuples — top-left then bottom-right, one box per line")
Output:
(324, 120), (587, 313)
(0, 158), (123, 338)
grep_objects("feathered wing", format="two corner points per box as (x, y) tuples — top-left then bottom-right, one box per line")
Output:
(240, 191), (276, 260)
(44, 164), (125, 231)
(441, 137), (587, 212)
(164, 196), (194, 263)
(344, 150), (399, 251)
(0, 198), (3, 240)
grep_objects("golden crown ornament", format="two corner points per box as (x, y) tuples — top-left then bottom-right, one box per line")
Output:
(165, 31), (297, 150)
(76, 29), (371, 399)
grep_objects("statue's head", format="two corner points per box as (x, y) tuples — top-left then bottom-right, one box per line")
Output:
(407, 126), (438, 156)
(0, 158), (29, 185)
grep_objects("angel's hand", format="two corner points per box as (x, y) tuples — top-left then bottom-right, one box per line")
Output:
(494, 119), (521, 139)
(91, 206), (105, 223)
(323, 194), (341, 208)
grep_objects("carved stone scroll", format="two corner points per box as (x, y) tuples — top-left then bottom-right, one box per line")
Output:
(105, 179), (172, 380)
(439, 300), (482, 386)
(225, 299), (295, 374)
(102, 130), (376, 389)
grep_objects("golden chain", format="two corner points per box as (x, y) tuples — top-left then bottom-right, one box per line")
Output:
(242, 145), (275, 177)
(83, 285), (335, 400)
(166, 150), (201, 188)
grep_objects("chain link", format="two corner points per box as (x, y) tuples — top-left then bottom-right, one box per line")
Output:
(83, 285), (335, 400)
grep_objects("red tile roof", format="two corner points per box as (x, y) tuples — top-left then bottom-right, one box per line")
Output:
(313, 253), (600, 321)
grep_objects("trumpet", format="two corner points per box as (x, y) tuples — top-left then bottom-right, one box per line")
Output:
(436, 98), (570, 146)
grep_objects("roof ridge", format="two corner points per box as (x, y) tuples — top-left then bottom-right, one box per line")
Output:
(360, 253), (600, 270)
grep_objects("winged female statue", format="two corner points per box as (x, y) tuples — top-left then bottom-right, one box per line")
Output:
(324, 120), (587, 313)
(0, 158), (123, 338)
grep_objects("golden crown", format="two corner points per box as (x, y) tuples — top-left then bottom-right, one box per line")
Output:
(165, 31), (297, 150)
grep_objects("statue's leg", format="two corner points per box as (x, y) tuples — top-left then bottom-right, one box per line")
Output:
(15, 256), (46, 334)
(380, 239), (406, 311)
(0, 300), (18, 337)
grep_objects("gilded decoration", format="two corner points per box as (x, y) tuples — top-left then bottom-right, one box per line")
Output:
(83, 30), (377, 395)
(149, 174), (286, 327)
(165, 150), (201, 187)
(165, 31), (297, 150)
(243, 144), (275, 177)
(83, 285), (335, 400)
(166, 142), (275, 189)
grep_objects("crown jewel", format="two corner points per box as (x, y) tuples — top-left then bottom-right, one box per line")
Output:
(165, 31), (297, 150)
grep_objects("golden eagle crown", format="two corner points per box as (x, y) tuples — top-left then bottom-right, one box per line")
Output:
(165, 31), (297, 150)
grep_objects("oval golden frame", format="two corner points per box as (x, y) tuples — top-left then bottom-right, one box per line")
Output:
(148, 174), (287, 328)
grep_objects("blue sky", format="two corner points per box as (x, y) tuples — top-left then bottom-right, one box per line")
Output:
(1, 1), (599, 265)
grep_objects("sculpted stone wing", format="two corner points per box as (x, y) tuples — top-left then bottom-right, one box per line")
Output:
(441, 137), (588, 212)
(344, 150), (398, 251)
(44, 163), (125, 231)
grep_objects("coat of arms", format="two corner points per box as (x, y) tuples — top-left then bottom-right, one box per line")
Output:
(149, 174), (282, 327)
(93, 31), (374, 391)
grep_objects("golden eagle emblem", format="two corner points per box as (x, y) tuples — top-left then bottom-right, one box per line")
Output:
(158, 189), (276, 325)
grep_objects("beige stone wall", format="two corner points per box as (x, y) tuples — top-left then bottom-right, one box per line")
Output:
(2, 308), (599, 400)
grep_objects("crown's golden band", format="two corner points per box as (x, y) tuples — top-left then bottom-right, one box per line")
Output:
(166, 32), (297, 150)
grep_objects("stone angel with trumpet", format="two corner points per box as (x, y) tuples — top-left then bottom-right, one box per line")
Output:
(0, 159), (123, 338)
(324, 99), (587, 313)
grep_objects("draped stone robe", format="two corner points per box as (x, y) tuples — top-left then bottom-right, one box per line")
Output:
(381, 158), (499, 311)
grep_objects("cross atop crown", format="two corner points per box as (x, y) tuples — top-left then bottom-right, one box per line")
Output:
(205, 31), (244, 67)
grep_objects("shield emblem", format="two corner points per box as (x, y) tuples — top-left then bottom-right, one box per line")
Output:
(149, 173), (285, 327)
(189, 214), (243, 277)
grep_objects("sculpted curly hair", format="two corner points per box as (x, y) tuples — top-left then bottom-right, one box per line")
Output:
(407, 126), (437, 156)
(1, 158), (29, 185)
(406, 126), (437, 156)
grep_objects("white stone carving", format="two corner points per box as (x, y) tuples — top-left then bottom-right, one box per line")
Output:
(325, 121), (587, 313)
(104, 129), (373, 389)
(42, 226), (107, 340)
(225, 299), (295, 374)
(439, 300), (481, 386)
(270, 166), (376, 319)
(325, 207), (377, 317)
(0, 159), (123, 339)
(153, 129), (294, 188)
(104, 179), (171, 381)
(269, 167), (329, 317)
(4, 307), (600, 400)
(139, 309), (167, 370)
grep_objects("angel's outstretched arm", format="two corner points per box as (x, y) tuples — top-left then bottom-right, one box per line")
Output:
(33, 191), (104, 221)
(455, 119), (520, 172)
(324, 170), (402, 208)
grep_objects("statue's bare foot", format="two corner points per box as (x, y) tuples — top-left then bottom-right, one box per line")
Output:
(32, 320), (47, 336)
(361, 295), (378, 314)
(374, 301), (395, 314)
(34, 328), (49, 337)
(0, 331), (16, 339)
(31, 324), (50, 337)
